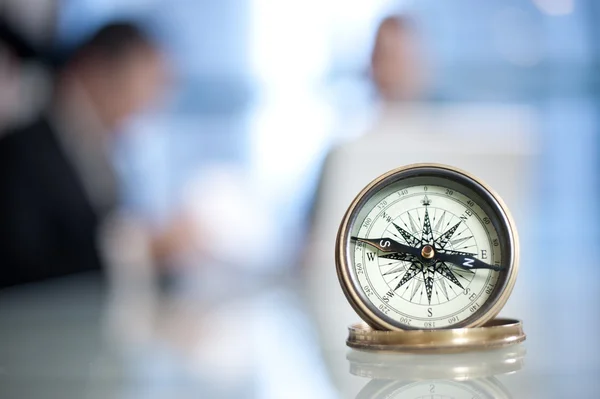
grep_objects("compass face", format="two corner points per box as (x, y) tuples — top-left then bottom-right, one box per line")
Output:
(336, 164), (518, 330)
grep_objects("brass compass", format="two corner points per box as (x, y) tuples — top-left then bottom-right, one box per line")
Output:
(335, 164), (520, 332)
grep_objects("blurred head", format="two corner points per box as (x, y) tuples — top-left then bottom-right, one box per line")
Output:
(59, 22), (167, 130)
(371, 16), (428, 102)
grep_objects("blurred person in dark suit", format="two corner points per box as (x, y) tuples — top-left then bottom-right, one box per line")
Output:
(0, 22), (183, 288)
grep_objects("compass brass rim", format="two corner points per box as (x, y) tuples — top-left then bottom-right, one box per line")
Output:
(346, 318), (526, 353)
(335, 163), (520, 331)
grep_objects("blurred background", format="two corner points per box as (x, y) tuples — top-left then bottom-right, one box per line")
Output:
(0, 0), (599, 398)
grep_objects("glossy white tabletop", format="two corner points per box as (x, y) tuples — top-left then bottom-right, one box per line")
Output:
(0, 254), (598, 399)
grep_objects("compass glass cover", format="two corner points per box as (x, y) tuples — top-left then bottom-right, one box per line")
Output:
(339, 166), (517, 330)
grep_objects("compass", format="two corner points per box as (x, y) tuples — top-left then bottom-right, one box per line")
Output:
(335, 164), (519, 330)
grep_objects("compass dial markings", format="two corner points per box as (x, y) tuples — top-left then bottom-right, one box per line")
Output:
(446, 227), (473, 244)
(452, 269), (475, 282)
(434, 285), (442, 305)
(383, 266), (407, 276)
(390, 222), (420, 246)
(435, 221), (462, 249)
(409, 279), (422, 301)
(449, 235), (473, 247)
(437, 278), (450, 301)
(381, 258), (411, 275)
(393, 261), (421, 291)
(351, 183), (504, 329)
(422, 266), (435, 305)
(407, 211), (420, 234)
(379, 261), (405, 270)
(433, 210), (446, 233)
(435, 261), (464, 290)
(420, 207), (435, 245)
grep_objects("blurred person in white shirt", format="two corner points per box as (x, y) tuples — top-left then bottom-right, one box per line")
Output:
(302, 14), (536, 388)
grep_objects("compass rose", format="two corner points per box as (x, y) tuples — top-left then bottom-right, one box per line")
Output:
(380, 207), (474, 305)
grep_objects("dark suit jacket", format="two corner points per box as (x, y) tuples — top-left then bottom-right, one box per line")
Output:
(0, 118), (116, 288)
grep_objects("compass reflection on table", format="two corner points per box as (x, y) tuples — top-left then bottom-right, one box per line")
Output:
(348, 344), (525, 399)
(336, 164), (519, 331)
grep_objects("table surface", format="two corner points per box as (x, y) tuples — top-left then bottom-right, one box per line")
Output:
(0, 260), (598, 399)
